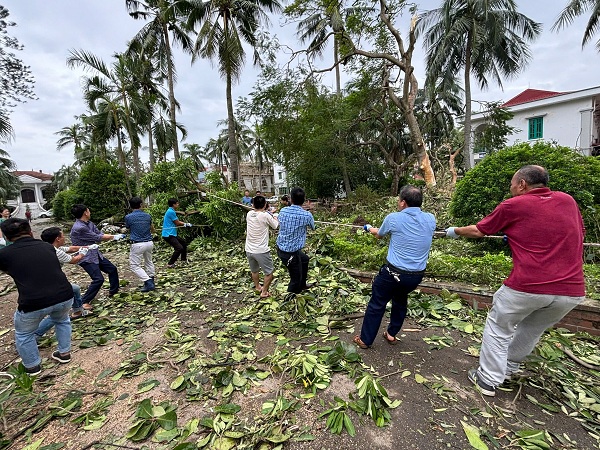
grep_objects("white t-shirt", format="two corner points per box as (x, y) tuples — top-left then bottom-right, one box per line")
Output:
(245, 210), (279, 254)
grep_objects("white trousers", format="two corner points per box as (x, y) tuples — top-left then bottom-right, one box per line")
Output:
(129, 241), (155, 281)
(477, 284), (584, 387)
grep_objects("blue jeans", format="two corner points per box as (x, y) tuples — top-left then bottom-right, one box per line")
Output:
(36, 284), (81, 337)
(277, 248), (309, 294)
(360, 265), (423, 346)
(15, 299), (73, 368)
(80, 258), (119, 303)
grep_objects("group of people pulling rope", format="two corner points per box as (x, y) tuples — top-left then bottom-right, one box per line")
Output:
(0, 165), (591, 397)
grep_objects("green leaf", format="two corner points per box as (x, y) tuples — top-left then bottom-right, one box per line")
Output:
(137, 379), (160, 394)
(153, 427), (180, 443)
(460, 420), (488, 450)
(214, 403), (241, 414)
(414, 373), (426, 384)
(21, 439), (45, 450)
(156, 410), (178, 430)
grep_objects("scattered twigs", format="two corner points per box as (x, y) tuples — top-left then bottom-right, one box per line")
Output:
(556, 343), (600, 370)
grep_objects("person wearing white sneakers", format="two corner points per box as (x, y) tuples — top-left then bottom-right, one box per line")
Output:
(446, 165), (586, 397)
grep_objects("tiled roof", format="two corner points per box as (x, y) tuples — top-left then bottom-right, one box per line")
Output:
(502, 89), (565, 107)
(13, 170), (53, 181)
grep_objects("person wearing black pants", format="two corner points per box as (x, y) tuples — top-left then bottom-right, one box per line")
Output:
(161, 198), (191, 268)
(275, 187), (315, 295)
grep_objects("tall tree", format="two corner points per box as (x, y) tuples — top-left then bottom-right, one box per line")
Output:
(186, 0), (282, 183)
(418, 0), (541, 168)
(126, 0), (195, 160)
(553, 0), (600, 49)
(182, 142), (205, 172)
(0, 6), (36, 138)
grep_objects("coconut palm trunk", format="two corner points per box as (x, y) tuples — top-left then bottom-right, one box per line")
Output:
(163, 22), (180, 160)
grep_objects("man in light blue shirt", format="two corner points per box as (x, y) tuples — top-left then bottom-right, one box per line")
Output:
(276, 187), (315, 294)
(353, 185), (436, 349)
(162, 198), (192, 268)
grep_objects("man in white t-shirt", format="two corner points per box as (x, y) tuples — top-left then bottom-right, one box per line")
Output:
(245, 195), (279, 298)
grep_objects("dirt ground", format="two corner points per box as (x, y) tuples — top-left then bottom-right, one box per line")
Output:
(0, 218), (598, 450)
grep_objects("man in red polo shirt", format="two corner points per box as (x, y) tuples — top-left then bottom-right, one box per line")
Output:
(446, 165), (585, 396)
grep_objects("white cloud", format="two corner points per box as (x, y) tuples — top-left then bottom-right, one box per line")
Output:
(3, 0), (600, 173)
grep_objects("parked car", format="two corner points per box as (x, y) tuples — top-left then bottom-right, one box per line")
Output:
(266, 195), (278, 203)
(38, 210), (53, 218)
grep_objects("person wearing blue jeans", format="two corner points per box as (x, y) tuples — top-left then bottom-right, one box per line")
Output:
(70, 204), (125, 310)
(354, 186), (436, 349)
(0, 218), (75, 375)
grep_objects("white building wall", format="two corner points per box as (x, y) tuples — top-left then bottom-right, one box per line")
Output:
(505, 98), (593, 151)
(471, 86), (600, 158)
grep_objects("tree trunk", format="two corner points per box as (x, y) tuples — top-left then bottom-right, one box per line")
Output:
(463, 31), (474, 169)
(334, 37), (341, 96)
(148, 123), (155, 171)
(163, 23), (179, 160)
(226, 69), (239, 183)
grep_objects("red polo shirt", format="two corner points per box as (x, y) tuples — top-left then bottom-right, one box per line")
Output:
(476, 188), (585, 297)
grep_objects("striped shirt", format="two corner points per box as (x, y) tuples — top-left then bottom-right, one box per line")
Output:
(276, 205), (315, 252)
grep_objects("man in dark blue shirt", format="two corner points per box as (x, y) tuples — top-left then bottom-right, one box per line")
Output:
(125, 197), (155, 292)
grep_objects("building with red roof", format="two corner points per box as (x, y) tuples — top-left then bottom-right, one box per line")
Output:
(6, 170), (53, 219)
(470, 85), (600, 162)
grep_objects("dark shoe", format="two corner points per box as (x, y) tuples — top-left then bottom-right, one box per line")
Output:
(108, 290), (119, 297)
(140, 279), (155, 292)
(468, 368), (495, 397)
(24, 364), (42, 376)
(302, 282), (316, 291)
(51, 351), (71, 364)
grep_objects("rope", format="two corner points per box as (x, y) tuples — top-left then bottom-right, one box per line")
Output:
(198, 190), (600, 248)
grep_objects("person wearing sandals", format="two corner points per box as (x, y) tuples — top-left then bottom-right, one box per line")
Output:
(245, 195), (279, 298)
(0, 218), (74, 375)
(354, 185), (436, 350)
(70, 204), (126, 311)
(39, 227), (93, 321)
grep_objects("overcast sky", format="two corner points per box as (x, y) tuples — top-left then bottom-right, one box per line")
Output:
(3, 0), (599, 173)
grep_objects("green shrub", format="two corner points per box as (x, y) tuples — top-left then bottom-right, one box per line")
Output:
(52, 189), (82, 221)
(450, 142), (600, 241)
(70, 160), (129, 222)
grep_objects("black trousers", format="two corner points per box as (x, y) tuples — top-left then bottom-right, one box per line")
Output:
(277, 248), (309, 294)
(163, 236), (187, 265)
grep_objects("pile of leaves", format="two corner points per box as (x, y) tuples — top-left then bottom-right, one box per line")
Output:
(0, 235), (598, 449)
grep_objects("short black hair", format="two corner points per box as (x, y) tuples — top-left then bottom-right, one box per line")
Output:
(290, 187), (305, 206)
(41, 227), (63, 244)
(168, 198), (179, 207)
(0, 218), (30, 241)
(253, 195), (266, 210)
(516, 165), (549, 187)
(399, 185), (423, 207)
(129, 197), (143, 209)
(72, 204), (88, 219)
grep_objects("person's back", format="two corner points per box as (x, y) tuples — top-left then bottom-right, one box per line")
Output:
(245, 209), (278, 253)
(477, 188), (584, 296)
(0, 237), (72, 311)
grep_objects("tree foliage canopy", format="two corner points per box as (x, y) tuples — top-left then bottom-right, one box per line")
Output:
(450, 141), (600, 241)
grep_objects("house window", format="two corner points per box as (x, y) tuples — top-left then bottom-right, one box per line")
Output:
(21, 188), (35, 203)
(279, 187), (288, 195)
(278, 172), (283, 180)
(528, 117), (543, 140)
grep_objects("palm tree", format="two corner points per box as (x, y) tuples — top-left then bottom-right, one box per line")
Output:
(182, 142), (205, 172)
(553, 0), (600, 49)
(53, 164), (80, 191)
(186, 0), (282, 182)
(126, 0), (195, 160)
(204, 135), (229, 183)
(418, 0), (541, 168)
